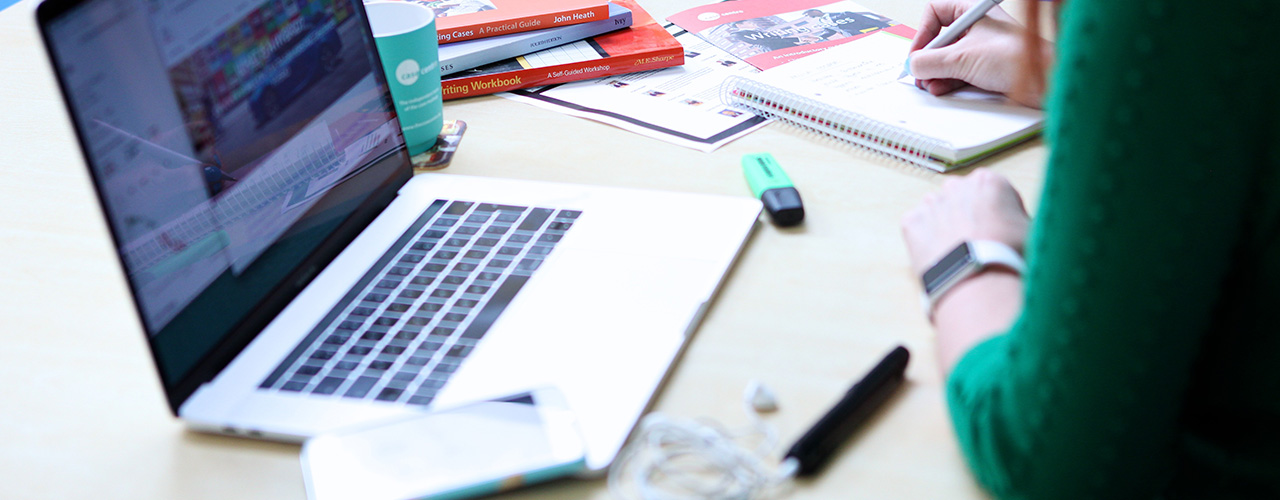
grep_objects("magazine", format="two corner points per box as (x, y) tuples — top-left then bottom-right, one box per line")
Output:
(667, 0), (915, 70)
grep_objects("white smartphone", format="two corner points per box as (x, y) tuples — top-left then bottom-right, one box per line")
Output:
(301, 387), (586, 500)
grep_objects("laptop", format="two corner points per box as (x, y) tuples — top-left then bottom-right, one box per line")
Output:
(36, 0), (760, 471)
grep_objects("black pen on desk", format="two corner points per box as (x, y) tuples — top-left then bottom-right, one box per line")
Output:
(782, 345), (910, 477)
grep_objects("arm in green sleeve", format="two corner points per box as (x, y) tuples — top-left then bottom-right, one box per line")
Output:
(945, 0), (1269, 497)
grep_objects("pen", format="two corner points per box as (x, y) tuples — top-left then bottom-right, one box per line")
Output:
(898, 0), (1005, 79)
(782, 345), (910, 477)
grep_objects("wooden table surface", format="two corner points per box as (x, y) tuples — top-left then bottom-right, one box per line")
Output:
(0, 0), (1048, 497)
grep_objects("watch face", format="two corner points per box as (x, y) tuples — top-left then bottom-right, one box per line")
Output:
(923, 242), (975, 295)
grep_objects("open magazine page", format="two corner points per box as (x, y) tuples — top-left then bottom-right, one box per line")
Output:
(667, 0), (914, 70)
(499, 25), (769, 152)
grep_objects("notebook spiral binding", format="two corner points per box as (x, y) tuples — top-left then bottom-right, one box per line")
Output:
(720, 75), (947, 172)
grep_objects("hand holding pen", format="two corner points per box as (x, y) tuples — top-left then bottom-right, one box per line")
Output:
(901, 0), (1050, 108)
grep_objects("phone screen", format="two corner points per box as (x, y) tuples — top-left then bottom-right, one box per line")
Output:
(302, 388), (586, 500)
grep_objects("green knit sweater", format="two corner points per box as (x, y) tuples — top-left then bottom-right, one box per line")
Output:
(945, 0), (1280, 498)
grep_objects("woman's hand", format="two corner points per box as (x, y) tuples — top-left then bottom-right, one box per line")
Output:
(901, 169), (1030, 277)
(903, 169), (1031, 374)
(908, 0), (1050, 108)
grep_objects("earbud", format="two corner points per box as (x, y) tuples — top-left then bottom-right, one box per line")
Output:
(744, 380), (779, 413)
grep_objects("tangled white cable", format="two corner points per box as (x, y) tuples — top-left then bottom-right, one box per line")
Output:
(607, 384), (798, 500)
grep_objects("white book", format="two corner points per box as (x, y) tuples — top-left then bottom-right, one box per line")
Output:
(438, 3), (633, 76)
(721, 31), (1044, 171)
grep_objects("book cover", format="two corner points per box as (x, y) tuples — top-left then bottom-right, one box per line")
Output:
(376, 0), (612, 44)
(667, 0), (916, 70)
(439, 3), (633, 76)
(441, 0), (682, 100)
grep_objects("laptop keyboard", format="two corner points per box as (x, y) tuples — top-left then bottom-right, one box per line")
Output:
(259, 200), (579, 407)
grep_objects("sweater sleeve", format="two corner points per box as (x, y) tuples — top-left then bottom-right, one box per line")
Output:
(944, 1), (1274, 498)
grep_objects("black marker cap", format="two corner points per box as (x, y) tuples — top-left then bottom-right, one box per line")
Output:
(761, 187), (805, 226)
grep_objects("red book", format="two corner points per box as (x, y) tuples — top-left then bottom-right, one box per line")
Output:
(441, 0), (682, 100)
(379, 0), (612, 44)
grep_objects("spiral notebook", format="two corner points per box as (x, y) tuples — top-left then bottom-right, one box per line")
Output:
(720, 31), (1044, 171)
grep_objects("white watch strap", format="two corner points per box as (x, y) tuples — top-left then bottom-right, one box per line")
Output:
(920, 240), (1025, 320)
(969, 240), (1026, 275)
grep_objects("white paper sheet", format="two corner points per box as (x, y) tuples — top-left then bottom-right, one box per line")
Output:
(499, 26), (771, 152)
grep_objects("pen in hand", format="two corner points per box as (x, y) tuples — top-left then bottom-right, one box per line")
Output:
(899, 0), (1005, 80)
(782, 345), (910, 477)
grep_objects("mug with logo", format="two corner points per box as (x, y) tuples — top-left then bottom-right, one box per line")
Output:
(365, 1), (445, 157)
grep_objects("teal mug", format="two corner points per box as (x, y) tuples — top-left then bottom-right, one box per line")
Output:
(365, 1), (444, 156)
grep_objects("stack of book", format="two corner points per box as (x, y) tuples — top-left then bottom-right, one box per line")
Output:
(373, 0), (684, 99)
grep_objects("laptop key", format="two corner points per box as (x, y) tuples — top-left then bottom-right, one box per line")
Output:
(375, 387), (404, 402)
(517, 208), (554, 231)
(444, 201), (473, 215)
(313, 376), (344, 395)
(309, 350), (336, 361)
(322, 334), (349, 345)
(405, 356), (430, 366)
(344, 376), (380, 398)
(393, 371), (418, 382)
(297, 365), (322, 376)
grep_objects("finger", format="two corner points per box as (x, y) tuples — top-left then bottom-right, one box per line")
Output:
(973, 168), (1008, 191)
(909, 0), (976, 52)
(925, 78), (968, 96)
(970, 167), (995, 182)
(909, 43), (968, 82)
(988, 172), (1029, 213)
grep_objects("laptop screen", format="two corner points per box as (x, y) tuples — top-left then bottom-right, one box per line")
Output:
(40, 0), (410, 394)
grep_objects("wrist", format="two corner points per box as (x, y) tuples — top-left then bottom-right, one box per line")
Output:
(931, 266), (1022, 324)
(931, 267), (1024, 373)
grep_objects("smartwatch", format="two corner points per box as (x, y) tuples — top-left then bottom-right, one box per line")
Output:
(921, 240), (1026, 318)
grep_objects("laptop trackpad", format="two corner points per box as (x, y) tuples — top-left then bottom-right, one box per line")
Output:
(433, 248), (718, 465)
(438, 247), (715, 399)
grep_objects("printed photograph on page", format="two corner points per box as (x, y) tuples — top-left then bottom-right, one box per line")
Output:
(667, 0), (915, 70)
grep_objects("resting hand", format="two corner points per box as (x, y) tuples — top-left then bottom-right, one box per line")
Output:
(900, 169), (1030, 277)
(908, 0), (1049, 108)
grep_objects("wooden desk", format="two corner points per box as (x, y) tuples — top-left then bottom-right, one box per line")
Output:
(0, 0), (1045, 497)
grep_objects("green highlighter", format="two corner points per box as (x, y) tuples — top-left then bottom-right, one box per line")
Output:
(742, 153), (805, 226)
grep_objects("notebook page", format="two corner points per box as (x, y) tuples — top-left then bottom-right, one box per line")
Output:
(752, 32), (1042, 160)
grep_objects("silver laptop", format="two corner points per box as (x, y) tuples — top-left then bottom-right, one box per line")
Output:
(36, 0), (759, 471)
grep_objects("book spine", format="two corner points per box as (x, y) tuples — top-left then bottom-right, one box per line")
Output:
(438, 5), (613, 44)
(439, 9), (633, 76)
(441, 47), (683, 100)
